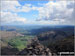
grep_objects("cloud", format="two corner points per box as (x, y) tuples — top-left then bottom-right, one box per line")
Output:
(38, 20), (60, 25)
(1, 0), (33, 12)
(1, 11), (27, 25)
(19, 4), (32, 12)
(1, 0), (75, 25)
(1, 0), (21, 12)
(36, 1), (75, 25)
(1, 0), (28, 25)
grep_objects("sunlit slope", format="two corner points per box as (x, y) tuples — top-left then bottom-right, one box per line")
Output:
(0, 31), (24, 39)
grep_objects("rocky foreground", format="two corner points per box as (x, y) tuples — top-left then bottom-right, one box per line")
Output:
(18, 39), (52, 56)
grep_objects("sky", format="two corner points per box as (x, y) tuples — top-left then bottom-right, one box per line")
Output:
(1, 0), (75, 25)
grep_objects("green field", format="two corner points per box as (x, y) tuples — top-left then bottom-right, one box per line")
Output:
(8, 36), (34, 50)
(1, 35), (34, 51)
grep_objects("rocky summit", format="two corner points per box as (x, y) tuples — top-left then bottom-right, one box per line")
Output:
(18, 39), (52, 56)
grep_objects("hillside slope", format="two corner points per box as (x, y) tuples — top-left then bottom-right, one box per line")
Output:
(37, 31), (74, 53)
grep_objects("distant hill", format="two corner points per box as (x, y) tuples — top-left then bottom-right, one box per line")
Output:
(37, 31), (67, 42)
(0, 25), (74, 55)
(37, 31), (74, 53)
(1, 25), (74, 36)
(0, 31), (24, 39)
(30, 25), (74, 36)
(0, 31), (24, 49)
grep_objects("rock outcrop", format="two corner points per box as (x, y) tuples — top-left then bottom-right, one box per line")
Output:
(18, 39), (52, 56)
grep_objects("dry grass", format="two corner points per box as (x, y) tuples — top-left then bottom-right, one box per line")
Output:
(0, 31), (24, 39)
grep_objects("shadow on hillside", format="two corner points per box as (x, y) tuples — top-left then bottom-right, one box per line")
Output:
(1, 47), (19, 55)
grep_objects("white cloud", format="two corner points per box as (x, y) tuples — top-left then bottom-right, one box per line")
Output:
(1, 0), (21, 12)
(36, 1), (75, 25)
(1, 11), (27, 24)
(40, 21), (59, 25)
(1, 0), (28, 25)
(1, 0), (75, 25)
(53, 18), (65, 22)
(20, 4), (32, 12)
(1, 0), (33, 12)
